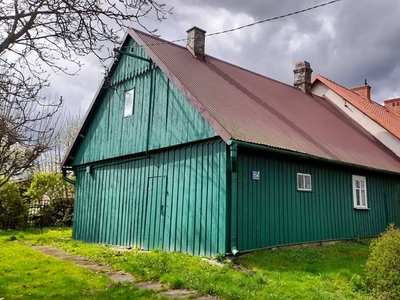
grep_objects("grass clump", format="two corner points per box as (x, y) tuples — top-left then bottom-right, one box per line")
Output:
(365, 224), (400, 299)
(7, 235), (17, 241)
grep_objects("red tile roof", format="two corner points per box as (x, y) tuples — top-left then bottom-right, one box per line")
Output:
(62, 29), (400, 174)
(312, 74), (400, 140)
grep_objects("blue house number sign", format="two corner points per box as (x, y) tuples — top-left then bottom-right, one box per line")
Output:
(252, 171), (260, 181)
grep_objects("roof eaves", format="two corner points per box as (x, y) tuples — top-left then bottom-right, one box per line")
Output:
(233, 138), (400, 175)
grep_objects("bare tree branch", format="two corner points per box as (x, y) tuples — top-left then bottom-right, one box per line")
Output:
(0, 0), (171, 186)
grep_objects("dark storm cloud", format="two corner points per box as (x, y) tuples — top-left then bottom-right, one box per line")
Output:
(181, 0), (324, 20)
(55, 0), (400, 117)
(173, 0), (400, 102)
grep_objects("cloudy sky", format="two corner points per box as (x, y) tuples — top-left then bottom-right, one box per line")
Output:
(46, 0), (400, 116)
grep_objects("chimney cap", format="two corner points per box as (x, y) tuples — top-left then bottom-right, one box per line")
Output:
(294, 61), (312, 71)
(186, 26), (206, 33)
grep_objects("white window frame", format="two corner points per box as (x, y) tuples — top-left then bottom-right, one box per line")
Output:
(124, 88), (135, 117)
(352, 175), (368, 209)
(297, 173), (312, 191)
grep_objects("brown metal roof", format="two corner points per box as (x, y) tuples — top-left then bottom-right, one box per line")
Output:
(63, 29), (400, 174)
(129, 29), (400, 173)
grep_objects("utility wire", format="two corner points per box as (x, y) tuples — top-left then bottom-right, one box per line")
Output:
(207, 0), (343, 37)
(122, 0), (344, 50)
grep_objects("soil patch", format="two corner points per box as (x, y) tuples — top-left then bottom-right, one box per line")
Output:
(159, 289), (199, 298)
(134, 281), (165, 291)
(31, 245), (135, 283)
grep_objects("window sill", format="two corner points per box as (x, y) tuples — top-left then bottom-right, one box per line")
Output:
(354, 207), (370, 210)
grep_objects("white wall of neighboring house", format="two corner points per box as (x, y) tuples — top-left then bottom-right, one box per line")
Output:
(312, 82), (400, 158)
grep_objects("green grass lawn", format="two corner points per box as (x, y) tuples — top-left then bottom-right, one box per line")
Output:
(0, 228), (371, 299)
(0, 230), (160, 299)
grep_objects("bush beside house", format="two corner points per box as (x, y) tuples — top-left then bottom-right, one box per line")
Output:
(0, 173), (75, 229)
(365, 225), (400, 299)
(0, 182), (28, 229)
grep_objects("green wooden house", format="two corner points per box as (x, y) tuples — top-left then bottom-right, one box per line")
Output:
(63, 27), (400, 256)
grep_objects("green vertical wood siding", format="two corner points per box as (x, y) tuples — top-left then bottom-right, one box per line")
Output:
(72, 38), (217, 166)
(73, 140), (227, 256)
(236, 150), (400, 252)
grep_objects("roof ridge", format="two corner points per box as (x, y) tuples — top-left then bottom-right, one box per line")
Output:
(130, 28), (304, 95)
(129, 27), (188, 51)
(207, 55), (301, 91)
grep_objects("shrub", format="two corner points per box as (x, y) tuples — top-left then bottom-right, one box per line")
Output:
(25, 173), (74, 203)
(26, 172), (75, 227)
(0, 182), (28, 229)
(364, 225), (400, 299)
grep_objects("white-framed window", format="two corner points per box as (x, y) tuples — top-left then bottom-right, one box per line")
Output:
(124, 88), (135, 117)
(353, 175), (368, 209)
(297, 173), (312, 191)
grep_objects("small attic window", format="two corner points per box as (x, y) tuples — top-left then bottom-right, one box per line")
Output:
(297, 173), (312, 191)
(124, 88), (135, 117)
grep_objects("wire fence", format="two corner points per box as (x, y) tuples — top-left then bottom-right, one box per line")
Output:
(0, 197), (74, 230)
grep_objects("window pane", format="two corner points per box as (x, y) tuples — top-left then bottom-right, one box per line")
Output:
(124, 89), (134, 117)
(361, 190), (366, 207)
(355, 179), (360, 188)
(356, 189), (360, 206)
(305, 175), (311, 190)
(297, 174), (304, 189)
(360, 180), (365, 189)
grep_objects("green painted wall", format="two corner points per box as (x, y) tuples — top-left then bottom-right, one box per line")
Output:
(73, 140), (227, 257)
(235, 150), (400, 252)
(72, 38), (217, 166)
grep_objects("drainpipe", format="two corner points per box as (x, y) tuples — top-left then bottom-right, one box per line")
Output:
(62, 167), (76, 186)
(229, 141), (239, 255)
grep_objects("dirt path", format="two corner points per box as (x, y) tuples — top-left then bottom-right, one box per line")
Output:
(31, 245), (218, 299)
(32, 246), (135, 283)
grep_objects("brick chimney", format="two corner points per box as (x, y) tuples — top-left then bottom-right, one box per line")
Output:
(293, 61), (313, 94)
(350, 80), (371, 100)
(384, 98), (400, 115)
(186, 26), (206, 58)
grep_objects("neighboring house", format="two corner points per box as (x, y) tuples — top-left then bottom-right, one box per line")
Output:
(384, 98), (400, 116)
(62, 27), (400, 257)
(312, 75), (400, 157)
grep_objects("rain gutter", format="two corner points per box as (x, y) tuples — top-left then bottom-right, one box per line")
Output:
(230, 140), (400, 177)
(62, 167), (76, 186)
